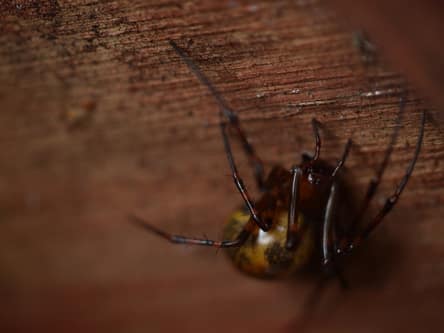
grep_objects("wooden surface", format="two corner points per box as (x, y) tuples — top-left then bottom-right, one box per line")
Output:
(1, 1), (443, 332)
(330, 0), (444, 113)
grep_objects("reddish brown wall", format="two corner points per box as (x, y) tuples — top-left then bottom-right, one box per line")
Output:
(0, 1), (443, 332)
(330, 0), (444, 117)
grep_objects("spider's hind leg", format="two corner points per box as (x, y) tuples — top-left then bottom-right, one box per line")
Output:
(130, 215), (254, 248)
(223, 111), (266, 191)
(220, 121), (271, 231)
(170, 40), (266, 191)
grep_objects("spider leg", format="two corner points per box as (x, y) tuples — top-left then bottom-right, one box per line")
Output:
(326, 139), (352, 255)
(344, 96), (406, 241)
(343, 109), (425, 252)
(129, 215), (254, 248)
(170, 40), (265, 190)
(332, 139), (352, 177)
(322, 182), (338, 267)
(311, 119), (322, 160)
(220, 122), (271, 231)
(286, 166), (303, 249)
(221, 109), (265, 190)
(321, 139), (353, 272)
(321, 182), (349, 288)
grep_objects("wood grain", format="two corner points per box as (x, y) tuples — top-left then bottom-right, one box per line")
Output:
(0, 1), (443, 332)
(330, 0), (444, 113)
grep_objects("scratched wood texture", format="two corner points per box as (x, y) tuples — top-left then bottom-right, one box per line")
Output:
(0, 1), (443, 333)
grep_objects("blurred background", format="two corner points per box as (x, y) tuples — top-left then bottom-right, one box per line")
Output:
(1, 1), (443, 332)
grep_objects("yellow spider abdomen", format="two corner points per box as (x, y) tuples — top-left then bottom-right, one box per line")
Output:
(223, 209), (315, 278)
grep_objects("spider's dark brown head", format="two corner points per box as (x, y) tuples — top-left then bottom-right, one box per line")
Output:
(300, 153), (335, 183)
(299, 158), (335, 211)
(301, 158), (334, 185)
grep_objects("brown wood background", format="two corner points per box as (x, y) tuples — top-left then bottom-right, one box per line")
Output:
(1, 1), (443, 332)
(331, 0), (444, 113)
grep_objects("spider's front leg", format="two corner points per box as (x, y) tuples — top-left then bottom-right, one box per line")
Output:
(286, 166), (305, 250)
(344, 96), (405, 243)
(286, 118), (323, 249)
(341, 110), (425, 253)
(321, 139), (352, 287)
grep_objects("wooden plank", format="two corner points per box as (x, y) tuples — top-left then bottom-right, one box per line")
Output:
(0, 1), (443, 332)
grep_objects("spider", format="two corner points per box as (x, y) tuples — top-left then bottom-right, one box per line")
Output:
(131, 40), (425, 280)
